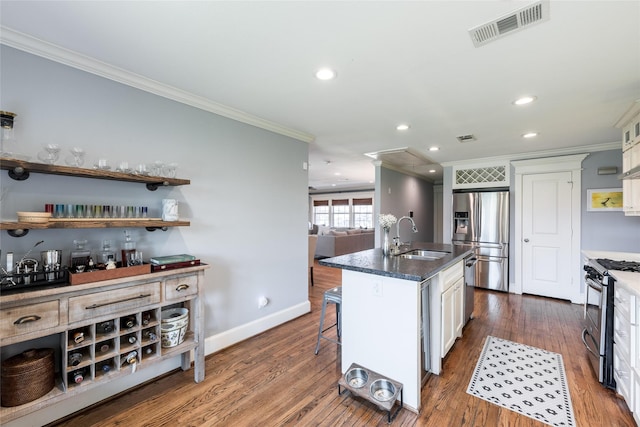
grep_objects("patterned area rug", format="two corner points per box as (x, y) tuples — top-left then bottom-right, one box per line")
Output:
(467, 336), (575, 427)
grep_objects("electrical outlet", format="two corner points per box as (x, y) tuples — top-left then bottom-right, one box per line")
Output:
(372, 280), (383, 297)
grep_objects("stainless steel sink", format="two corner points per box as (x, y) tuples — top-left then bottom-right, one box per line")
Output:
(399, 249), (450, 261)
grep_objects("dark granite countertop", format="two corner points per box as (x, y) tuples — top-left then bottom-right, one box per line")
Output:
(319, 242), (474, 282)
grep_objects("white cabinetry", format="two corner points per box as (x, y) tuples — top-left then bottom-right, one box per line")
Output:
(439, 261), (464, 358)
(616, 100), (640, 216)
(454, 278), (464, 336)
(622, 146), (640, 215)
(441, 284), (455, 356)
(451, 162), (510, 190)
(614, 284), (634, 405)
(634, 293), (640, 426)
(612, 277), (640, 424)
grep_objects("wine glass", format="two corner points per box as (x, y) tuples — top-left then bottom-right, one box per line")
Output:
(65, 147), (85, 167)
(37, 144), (61, 164)
(162, 162), (178, 178)
(149, 161), (164, 177)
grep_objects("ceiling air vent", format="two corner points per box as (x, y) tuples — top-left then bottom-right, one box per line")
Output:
(469, 0), (549, 47)
(456, 134), (476, 143)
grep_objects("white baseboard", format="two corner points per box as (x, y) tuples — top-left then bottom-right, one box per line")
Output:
(205, 300), (311, 355)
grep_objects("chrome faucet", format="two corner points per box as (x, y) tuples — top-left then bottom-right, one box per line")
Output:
(396, 216), (418, 247)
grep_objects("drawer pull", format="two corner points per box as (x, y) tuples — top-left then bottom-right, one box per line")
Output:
(85, 294), (152, 310)
(176, 284), (190, 292)
(13, 315), (42, 325)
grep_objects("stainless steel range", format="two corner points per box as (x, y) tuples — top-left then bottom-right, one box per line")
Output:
(582, 258), (640, 389)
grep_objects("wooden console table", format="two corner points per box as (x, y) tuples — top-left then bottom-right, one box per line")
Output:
(0, 264), (208, 423)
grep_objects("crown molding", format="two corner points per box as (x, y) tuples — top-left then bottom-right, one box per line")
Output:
(0, 26), (315, 144)
(440, 141), (620, 167)
(615, 99), (640, 128)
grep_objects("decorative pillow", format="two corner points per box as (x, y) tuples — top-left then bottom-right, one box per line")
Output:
(318, 225), (331, 235)
(346, 229), (362, 235)
(330, 230), (348, 236)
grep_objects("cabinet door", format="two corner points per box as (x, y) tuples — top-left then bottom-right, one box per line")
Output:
(614, 344), (633, 406)
(631, 141), (640, 170)
(454, 278), (464, 338)
(623, 149), (640, 215)
(441, 285), (455, 357)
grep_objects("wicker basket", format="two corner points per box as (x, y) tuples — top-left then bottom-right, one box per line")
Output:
(1, 348), (55, 407)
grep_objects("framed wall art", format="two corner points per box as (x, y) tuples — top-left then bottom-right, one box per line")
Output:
(586, 188), (623, 211)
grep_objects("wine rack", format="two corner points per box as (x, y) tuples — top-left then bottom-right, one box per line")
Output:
(61, 309), (167, 391)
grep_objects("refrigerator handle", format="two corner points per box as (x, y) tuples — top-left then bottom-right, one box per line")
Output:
(475, 193), (480, 236)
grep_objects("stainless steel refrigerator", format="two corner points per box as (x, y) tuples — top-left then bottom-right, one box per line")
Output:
(452, 189), (509, 292)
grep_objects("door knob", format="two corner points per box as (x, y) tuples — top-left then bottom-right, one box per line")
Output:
(524, 238), (530, 242)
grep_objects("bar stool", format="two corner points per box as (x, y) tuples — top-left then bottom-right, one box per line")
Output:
(314, 286), (342, 355)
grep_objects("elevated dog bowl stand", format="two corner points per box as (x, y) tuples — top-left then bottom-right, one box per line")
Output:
(338, 363), (403, 423)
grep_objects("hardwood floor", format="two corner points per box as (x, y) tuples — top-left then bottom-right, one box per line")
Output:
(51, 261), (636, 426)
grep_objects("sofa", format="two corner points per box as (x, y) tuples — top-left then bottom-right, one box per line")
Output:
(314, 228), (375, 258)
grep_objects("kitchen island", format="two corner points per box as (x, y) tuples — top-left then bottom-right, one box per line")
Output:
(320, 242), (473, 413)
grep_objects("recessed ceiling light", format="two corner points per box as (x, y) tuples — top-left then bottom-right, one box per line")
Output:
(316, 68), (337, 80)
(334, 172), (341, 176)
(429, 146), (439, 152)
(522, 132), (538, 138)
(513, 96), (537, 106)
(429, 169), (436, 173)
(331, 183), (337, 187)
(396, 124), (410, 131)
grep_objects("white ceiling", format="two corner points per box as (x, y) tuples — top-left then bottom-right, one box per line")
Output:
(1, 1), (639, 192)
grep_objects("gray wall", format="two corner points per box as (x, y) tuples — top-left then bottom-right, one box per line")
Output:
(1, 45), (310, 334)
(1, 46), (309, 424)
(377, 166), (434, 244)
(581, 150), (640, 252)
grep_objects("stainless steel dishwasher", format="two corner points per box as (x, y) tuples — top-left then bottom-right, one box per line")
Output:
(464, 255), (477, 323)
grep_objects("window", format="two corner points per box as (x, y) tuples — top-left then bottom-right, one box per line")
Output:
(311, 193), (374, 228)
(353, 198), (373, 228)
(332, 199), (350, 227)
(313, 200), (329, 226)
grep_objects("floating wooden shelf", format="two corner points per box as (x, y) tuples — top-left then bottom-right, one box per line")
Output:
(1, 157), (191, 236)
(1, 220), (190, 236)
(0, 158), (190, 190)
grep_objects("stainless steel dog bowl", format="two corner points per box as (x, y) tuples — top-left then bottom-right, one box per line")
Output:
(345, 367), (369, 389)
(370, 379), (396, 402)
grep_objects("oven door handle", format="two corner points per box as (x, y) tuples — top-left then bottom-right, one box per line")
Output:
(582, 328), (599, 358)
(586, 277), (603, 292)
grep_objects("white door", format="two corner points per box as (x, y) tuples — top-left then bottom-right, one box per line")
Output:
(521, 172), (574, 300)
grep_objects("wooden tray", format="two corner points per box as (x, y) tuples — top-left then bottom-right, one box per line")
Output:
(69, 264), (151, 285)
